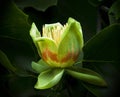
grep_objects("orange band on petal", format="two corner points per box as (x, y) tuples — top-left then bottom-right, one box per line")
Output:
(42, 48), (59, 62)
(61, 53), (72, 63)
(61, 52), (79, 63)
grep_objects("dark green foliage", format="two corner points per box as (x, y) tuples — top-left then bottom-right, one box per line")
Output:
(0, 0), (120, 97)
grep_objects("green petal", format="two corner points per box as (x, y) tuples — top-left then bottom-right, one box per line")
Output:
(37, 38), (58, 66)
(30, 23), (41, 45)
(66, 67), (107, 86)
(58, 18), (84, 66)
(31, 59), (50, 73)
(37, 37), (57, 52)
(30, 23), (42, 56)
(35, 68), (64, 89)
(60, 17), (84, 48)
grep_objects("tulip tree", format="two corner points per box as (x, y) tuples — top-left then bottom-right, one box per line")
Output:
(0, 0), (120, 97)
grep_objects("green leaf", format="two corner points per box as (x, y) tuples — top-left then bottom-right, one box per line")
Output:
(0, 37), (37, 76)
(66, 67), (107, 87)
(83, 24), (120, 97)
(0, 50), (16, 72)
(8, 76), (41, 97)
(109, 0), (120, 24)
(0, 0), (38, 75)
(13, 0), (58, 11)
(83, 24), (120, 62)
(35, 68), (64, 89)
(0, 0), (31, 43)
(82, 62), (120, 97)
(32, 59), (49, 73)
(88, 0), (103, 7)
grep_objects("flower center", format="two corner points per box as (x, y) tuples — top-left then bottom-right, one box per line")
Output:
(42, 23), (66, 45)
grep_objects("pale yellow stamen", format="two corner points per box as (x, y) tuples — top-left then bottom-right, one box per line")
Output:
(42, 23), (67, 45)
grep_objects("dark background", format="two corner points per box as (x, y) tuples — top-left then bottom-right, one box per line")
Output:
(0, 0), (120, 97)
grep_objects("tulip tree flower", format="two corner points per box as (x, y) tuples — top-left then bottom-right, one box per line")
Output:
(30, 18), (83, 68)
(30, 17), (107, 89)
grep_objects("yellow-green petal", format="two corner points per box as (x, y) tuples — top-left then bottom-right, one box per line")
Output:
(58, 17), (84, 67)
(30, 23), (41, 46)
(37, 37), (58, 67)
(35, 68), (64, 89)
(30, 23), (42, 56)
